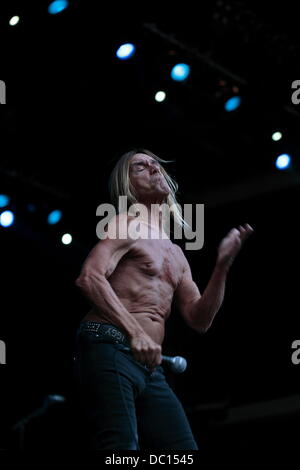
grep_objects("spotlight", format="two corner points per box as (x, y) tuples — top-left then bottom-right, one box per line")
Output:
(224, 96), (241, 112)
(0, 210), (14, 227)
(0, 195), (10, 208)
(272, 131), (282, 142)
(48, 1), (69, 15)
(9, 16), (20, 26)
(275, 154), (291, 170)
(116, 43), (136, 60)
(47, 210), (62, 225)
(61, 233), (72, 245)
(171, 64), (190, 82)
(155, 91), (166, 102)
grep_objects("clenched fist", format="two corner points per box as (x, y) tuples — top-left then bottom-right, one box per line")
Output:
(130, 333), (162, 372)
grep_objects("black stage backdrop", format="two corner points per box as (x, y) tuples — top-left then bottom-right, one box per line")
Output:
(0, 0), (300, 456)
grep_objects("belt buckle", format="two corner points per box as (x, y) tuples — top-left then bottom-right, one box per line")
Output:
(93, 323), (102, 335)
(85, 322), (101, 335)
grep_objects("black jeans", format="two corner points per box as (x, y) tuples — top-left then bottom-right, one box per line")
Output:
(73, 323), (199, 450)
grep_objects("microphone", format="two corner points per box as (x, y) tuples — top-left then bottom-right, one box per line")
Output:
(122, 346), (187, 373)
(160, 354), (187, 373)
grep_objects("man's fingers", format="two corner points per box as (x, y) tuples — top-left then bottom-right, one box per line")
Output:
(225, 224), (253, 243)
(238, 224), (254, 242)
(238, 225), (247, 237)
(133, 344), (161, 369)
(228, 224), (254, 236)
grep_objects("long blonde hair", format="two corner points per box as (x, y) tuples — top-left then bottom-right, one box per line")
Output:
(108, 148), (188, 232)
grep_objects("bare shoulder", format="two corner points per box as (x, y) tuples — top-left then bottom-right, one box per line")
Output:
(80, 213), (138, 278)
(172, 243), (187, 259)
(172, 243), (190, 272)
(101, 212), (138, 243)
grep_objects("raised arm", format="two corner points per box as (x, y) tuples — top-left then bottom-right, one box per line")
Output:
(174, 224), (254, 333)
(173, 253), (202, 329)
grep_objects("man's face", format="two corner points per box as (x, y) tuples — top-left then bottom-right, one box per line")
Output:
(129, 153), (170, 202)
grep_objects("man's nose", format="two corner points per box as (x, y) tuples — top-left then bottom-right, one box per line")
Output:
(149, 163), (158, 174)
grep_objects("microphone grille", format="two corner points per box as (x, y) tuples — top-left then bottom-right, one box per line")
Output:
(172, 356), (187, 373)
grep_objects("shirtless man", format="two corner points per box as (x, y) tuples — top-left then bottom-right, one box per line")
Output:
(74, 149), (253, 450)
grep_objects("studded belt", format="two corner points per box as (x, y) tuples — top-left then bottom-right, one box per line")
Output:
(77, 321), (130, 347)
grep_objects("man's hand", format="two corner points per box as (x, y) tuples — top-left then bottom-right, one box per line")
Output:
(130, 333), (162, 372)
(217, 223), (254, 271)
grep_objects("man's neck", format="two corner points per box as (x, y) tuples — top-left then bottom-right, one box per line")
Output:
(134, 202), (169, 239)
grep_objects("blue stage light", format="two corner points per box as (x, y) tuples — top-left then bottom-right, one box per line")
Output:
(224, 96), (241, 111)
(48, 1), (69, 15)
(116, 43), (136, 60)
(170, 64), (190, 81)
(0, 195), (10, 208)
(0, 210), (14, 227)
(47, 210), (62, 225)
(275, 154), (291, 170)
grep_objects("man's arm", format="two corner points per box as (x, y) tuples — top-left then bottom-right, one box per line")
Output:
(75, 214), (162, 369)
(187, 261), (228, 333)
(174, 254), (227, 333)
(174, 224), (254, 333)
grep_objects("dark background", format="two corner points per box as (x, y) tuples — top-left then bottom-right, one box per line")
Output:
(0, 0), (300, 454)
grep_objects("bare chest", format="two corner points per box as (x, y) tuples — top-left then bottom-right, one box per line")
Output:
(129, 240), (183, 288)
